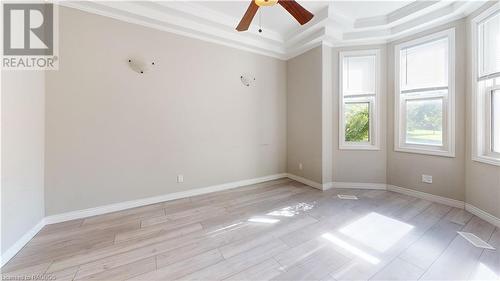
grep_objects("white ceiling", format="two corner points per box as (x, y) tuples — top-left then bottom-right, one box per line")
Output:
(62, 0), (491, 59)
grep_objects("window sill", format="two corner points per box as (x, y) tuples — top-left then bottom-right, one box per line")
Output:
(395, 146), (455, 158)
(340, 144), (380, 151)
(472, 155), (500, 167)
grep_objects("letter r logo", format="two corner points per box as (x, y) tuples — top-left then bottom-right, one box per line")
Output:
(3, 3), (53, 55)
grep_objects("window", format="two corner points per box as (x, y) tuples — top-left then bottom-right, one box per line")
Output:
(405, 97), (443, 146)
(478, 9), (500, 78)
(472, 4), (500, 166)
(339, 50), (380, 150)
(394, 29), (455, 157)
(345, 102), (370, 143)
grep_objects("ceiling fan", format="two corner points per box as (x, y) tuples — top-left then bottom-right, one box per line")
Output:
(236, 0), (314, 32)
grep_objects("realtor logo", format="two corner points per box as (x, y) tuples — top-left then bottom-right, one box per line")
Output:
(2, 2), (58, 70)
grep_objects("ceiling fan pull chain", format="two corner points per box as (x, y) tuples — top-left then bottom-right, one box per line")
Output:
(258, 8), (263, 33)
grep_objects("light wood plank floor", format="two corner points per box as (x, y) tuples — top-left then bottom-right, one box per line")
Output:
(1, 179), (499, 280)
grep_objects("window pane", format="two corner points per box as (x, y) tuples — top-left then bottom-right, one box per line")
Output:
(345, 102), (370, 142)
(493, 90), (500, 153)
(480, 13), (500, 76)
(401, 38), (448, 90)
(406, 98), (443, 146)
(343, 55), (375, 94)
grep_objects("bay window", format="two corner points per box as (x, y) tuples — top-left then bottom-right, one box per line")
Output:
(472, 5), (500, 166)
(339, 50), (380, 150)
(394, 29), (455, 157)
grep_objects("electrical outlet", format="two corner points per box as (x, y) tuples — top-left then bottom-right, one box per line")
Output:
(422, 174), (433, 184)
(177, 175), (184, 183)
(299, 163), (303, 170)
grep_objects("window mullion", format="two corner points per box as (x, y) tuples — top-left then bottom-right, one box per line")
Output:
(478, 71), (500, 81)
(344, 93), (376, 99)
(401, 86), (448, 94)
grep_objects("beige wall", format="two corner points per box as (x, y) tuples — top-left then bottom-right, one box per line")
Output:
(386, 19), (467, 201)
(1, 71), (45, 255)
(44, 7), (287, 215)
(465, 3), (500, 218)
(286, 46), (323, 183)
(321, 45), (334, 185)
(7, 4), (498, 221)
(331, 45), (388, 184)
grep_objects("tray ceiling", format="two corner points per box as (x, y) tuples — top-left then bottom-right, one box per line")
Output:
(62, 0), (489, 59)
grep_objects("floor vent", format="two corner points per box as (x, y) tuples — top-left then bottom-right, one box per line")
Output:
(457, 232), (495, 250)
(337, 194), (358, 200)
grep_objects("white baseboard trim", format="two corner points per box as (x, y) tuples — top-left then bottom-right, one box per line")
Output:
(1, 219), (45, 268)
(332, 182), (387, 190)
(284, 176), (387, 191)
(465, 203), (500, 228)
(285, 175), (388, 191)
(285, 173), (324, 190)
(322, 182), (334, 190)
(387, 185), (465, 209)
(45, 173), (288, 225)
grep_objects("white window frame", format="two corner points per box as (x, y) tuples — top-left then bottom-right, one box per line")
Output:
(486, 88), (500, 158)
(471, 3), (500, 166)
(339, 49), (380, 150)
(394, 29), (456, 157)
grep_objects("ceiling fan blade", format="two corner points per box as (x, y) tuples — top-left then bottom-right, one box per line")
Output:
(236, 1), (259, 31)
(278, 0), (313, 25)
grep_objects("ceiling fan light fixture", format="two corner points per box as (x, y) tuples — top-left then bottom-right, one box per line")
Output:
(254, 0), (278, 7)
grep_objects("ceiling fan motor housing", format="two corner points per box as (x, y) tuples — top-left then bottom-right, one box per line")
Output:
(255, 0), (278, 7)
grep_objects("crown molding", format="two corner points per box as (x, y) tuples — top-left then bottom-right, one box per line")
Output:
(354, 1), (444, 29)
(342, 0), (487, 43)
(58, 0), (490, 60)
(60, 1), (288, 59)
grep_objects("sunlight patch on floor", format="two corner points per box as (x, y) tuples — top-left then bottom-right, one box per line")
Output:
(248, 217), (280, 224)
(469, 263), (498, 280)
(267, 202), (315, 217)
(339, 212), (414, 252)
(205, 222), (244, 235)
(321, 233), (380, 264)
